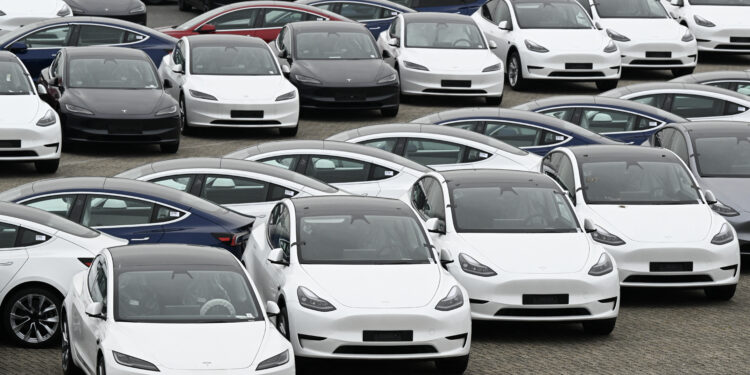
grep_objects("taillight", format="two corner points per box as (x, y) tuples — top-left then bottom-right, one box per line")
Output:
(213, 231), (249, 247)
(78, 258), (94, 267)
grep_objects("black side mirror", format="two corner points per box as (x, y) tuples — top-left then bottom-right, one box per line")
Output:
(163, 79), (172, 89)
(278, 50), (287, 59)
(382, 50), (392, 58)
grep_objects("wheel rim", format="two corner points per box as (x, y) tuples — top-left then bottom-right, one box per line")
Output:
(10, 293), (59, 344)
(61, 319), (70, 370)
(179, 99), (187, 132)
(277, 311), (288, 338)
(508, 57), (519, 87)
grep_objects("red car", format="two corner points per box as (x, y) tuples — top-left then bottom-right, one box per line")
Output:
(158, 1), (352, 42)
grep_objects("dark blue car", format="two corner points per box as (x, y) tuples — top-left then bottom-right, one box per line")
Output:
(388, 0), (485, 15)
(0, 177), (254, 258)
(298, 0), (415, 36)
(0, 16), (176, 79)
(412, 107), (622, 155)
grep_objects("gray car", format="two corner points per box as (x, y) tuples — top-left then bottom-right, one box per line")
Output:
(671, 70), (750, 96)
(648, 121), (750, 255)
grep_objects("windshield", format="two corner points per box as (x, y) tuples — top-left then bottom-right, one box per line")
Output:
(581, 160), (701, 204)
(688, 0), (750, 5)
(68, 58), (160, 89)
(693, 134), (750, 177)
(294, 31), (379, 60)
(513, 1), (593, 29)
(594, 0), (668, 18)
(450, 184), (579, 233)
(405, 21), (486, 49)
(115, 265), (262, 323)
(190, 45), (279, 76)
(0, 61), (32, 95)
(297, 214), (433, 264)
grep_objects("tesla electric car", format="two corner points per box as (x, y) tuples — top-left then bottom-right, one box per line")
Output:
(662, 0), (750, 53)
(671, 70), (750, 95)
(298, 0), (415, 37)
(0, 0), (71, 31)
(65, 0), (147, 25)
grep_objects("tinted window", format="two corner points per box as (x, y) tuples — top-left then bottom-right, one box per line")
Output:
(484, 122), (544, 147)
(260, 155), (298, 170)
(737, 83), (750, 96)
(173, 40), (185, 65)
(269, 184), (297, 200)
(512, 1), (593, 29)
(388, 16), (401, 38)
(26, 195), (77, 218)
(315, 3), (335, 11)
(17, 228), (49, 247)
(267, 204), (290, 256)
(580, 108), (657, 133)
(659, 130), (690, 164)
(404, 138), (463, 165)
(77, 25), (142, 46)
(68, 58), (159, 89)
(632, 94), (667, 109)
(593, 0), (667, 18)
(305, 156), (371, 183)
(444, 121), (480, 131)
(82, 196), (154, 227)
(670, 95), (726, 118)
(191, 45), (279, 76)
(494, 0), (512, 24)
(152, 175), (193, 192)
(208, 8), (260, 30)
(0, 61), (32, 95)
(153, 206), (184, 223)
(20, 25), (71, 48)
(0, 223), (18, 249)
(361, 138), (399, 152)
(558, 154), (576, 194)
(411, 177), (445, 220)
(201, 175), (269, 205)
(405, 21), (486, 49)
(88, 256), (107, 304)
(693, 133), (750, 177)
(540, 108), (575, 122)
(262, 9), (310, 28)
(371, 164), (399, 181)
(50, 54), (62, 78)
(339, 3), (387, 20)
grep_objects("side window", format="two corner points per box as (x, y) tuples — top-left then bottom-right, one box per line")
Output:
(268, 184), (298, 201)
(315, 3), (336, 11)
(267, 204), (290, 257)
(542, 152), (561, 176)
(404, 138), (464, 165)
(579, 108), (647, 134)
(0, 223), (19, 249)
(411, 177), (445, 220)
(482, 0), (498, 22)
(574, 0), (591, 16)
(82, 195), (155, 227)
(87, 255), (107, 306)
(259, 155), (298, 170)
(464, 147), (491, 163)
(76, 25), (130, 47)
(540, 108), (575, 122)
(151, 175), (194, 192)
(201, 175), (269, 205)
(389, 16), (401, 38)
(724, 101), (748, 116)
(653, 128), (674, 148)
(540, 131), (568, 145)
(736, 82), (750, 96)
(19, 25), (71, 48)
(305, 156), (371, 183)
(444, 121), (481, 132)
(557, 155), (576, 195)
(667, 131), (690, 164)
(16, 228), (49, 247)
(494, 0), (512, 25)
(282, 27), (292, 52)
(361, 138), (399, 152)
(277, 26), (287, 51)
(261, 9), (308, 28)
(26, 195), (78, 218)
(208, 8), (260, 30)
(670, 94), (726, 118)
(173, 40), (184, 65)
(153, 206), (185, 223)
(340, 3), (386, 21)
(484, 122), (543, 147)
(632, 94), (667, 109)
(370, 164), (399, 181)
(50, 54), (61, 77)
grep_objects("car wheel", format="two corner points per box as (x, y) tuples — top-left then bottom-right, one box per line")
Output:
(179, 96), (191, 135)
(705, 284), (736, 301)
(276, 305), (290, 340)
(595, 79), (619, 91)
(177, 0), (190, 11)
(485, 96), (502, 106)
(1, 286), (62, 347)
(381, 106), (399, 117)
(61, 311), (83, 375)
(279, 125), (298, 137)
(97, 356), (106, 375)
(35, 159), (60, 174)
(671, 67), (695, 77)
(435, 355), (469, 374)
(582, 318), (617, 335)
(160, 141), (180, 154)
(507, 52), (526, 91)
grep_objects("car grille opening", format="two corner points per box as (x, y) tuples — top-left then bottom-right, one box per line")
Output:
(422, 88), (486, 94)
(0, 140), (21, 148)
(623, 275), (713, 283)
(548, 71), (605, 77)
(210, 120), (281, 125)
(630, 59), (683, 65)
(0, 151), (37, 157)
(565, 63), (593, 70)
(333, 345), (437, 355)
(495, 308), (590, 317)
(645, 51), (672, 58)
(730, 37), (750, 43)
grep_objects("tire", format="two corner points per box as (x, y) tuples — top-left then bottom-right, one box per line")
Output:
(582, 318), (617, 335)
(381, 106), (399, 117)
(179, 96), (192, 135)
(672, 67), (695, 77)
(97, 356), (106, 375)
(275, 304), (290, 340)
(178, 0), (190, 11)
(595, 80), (619, 91)
(705, 284), (736, 301)
(161, 141), (180, 154)
(61, 311), (83, 375)
(485, 96), (502, 106)
(507, 52), (527, 91)
(279, 125), (298, 137)
(435, 355), (470, 374)
(35, 159), (59, 174)
(1, 286), (63, 348)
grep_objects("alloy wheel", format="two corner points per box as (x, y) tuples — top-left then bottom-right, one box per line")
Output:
(508, 57), (519, 87)
(61, 319), (71, 371)
(10, 293), (59, 345)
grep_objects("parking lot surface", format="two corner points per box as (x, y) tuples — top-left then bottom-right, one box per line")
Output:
(1, 3), (749, 374)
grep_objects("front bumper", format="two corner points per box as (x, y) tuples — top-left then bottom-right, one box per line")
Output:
(62, 112), (180, 145)
(617, 40), (697, 68)
(399, 67), (504, 97)
(297, 82), (399, 110)
(288, 300), (471, 360)
(521, 50), (621, 81)
(692, 26), (750, 52)
(0, 123), (61, 161)
(185, 95), (299, 129)
(101, 350), (294, 375)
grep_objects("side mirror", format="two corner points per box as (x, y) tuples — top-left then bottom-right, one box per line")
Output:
(488, 40), (498, 49)
(267, 248), (289, 266)
(669, 11), (678, 19)
(163, 79), (172, 89)
(498, 20), (511, 31)
(594, 22), (603, 30)
(197, 24), (216, 34)
(583, 218), (597, 234)
(85, 302), (105, 320)
(265, 301), (280, 317)
(277, 50), (287, 59)
(382, 50), (392, 58)
(9, 42), (28, 54)
(439, 248), (453, 266)
(425, 217), (446, 235)
(671, 0), (684, 7)
(704, 190), (718, 205)
(281, 65), (290, 75)
(387, 38), (399, 47)
(171, 64), (184, 74)
(37, 84), (47, 95)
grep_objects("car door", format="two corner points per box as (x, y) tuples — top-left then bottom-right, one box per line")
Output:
(198, 174), (298, 219)
(483, 121), (569, 154)
(160, 40), (187, 99)
(259, 203), (290, 302)
(379, 16), (401, 66)
(78, 255), (108, 370)
(204, 7), (262, 36)
(0, 223), (28, 294)
(299, 154), (382, 197)
(79, 195), (165, 244)
(476, 0), (513, 62)
(254, 7), (324, 42)
(338, 2), (396, 37)
(11, 24), (74, 79)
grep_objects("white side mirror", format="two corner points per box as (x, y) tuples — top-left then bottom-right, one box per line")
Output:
(583, 218), (597, 234)
(267, 248), (288, 266)
(37, 84), (47, 95)
(85, 302), (105, 319)
(387, 38), (399, 47)
(171, 64), (184, 74)
(704, 190), (718, 205)
(281, 65), (290, 74)
(439, 248), (453, 265)
(425, 217), (446, 235)
(266, 301), (280, 316)
(488, 40), (498, 49)
(498, 20), (511, 30)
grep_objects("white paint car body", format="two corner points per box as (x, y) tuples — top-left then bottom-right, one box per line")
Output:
(377, 12), (504, 103)
(399, 170), (620, 334)
(0, 0), (71, 30)
(662, 0), (750, 53)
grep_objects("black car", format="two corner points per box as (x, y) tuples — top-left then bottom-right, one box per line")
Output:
(38, 46), (181, 153)
(270, 21), (400, 117)
(64, 0), (147, 25)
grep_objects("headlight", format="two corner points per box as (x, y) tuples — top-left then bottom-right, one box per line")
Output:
(189, 89), (217, 101)
(524, 40), (549, 53)
(403, 60), (429, 71)
(297, 286), (335, 312)
(435, 286), (464, 311)
(294, 74), (321, 84)
(256, 350), (289, 371)
(36, 109), (56, 127)
(711, 201), (740, 217)
(112, 351), (159, 372)
(682, 30), (695, 42)
(694, 15), (715, 27)
(130, 2), (146, 13)
(275, 90), (296, 101)
(377, 73), (397, 84)
(65, 104), (94, 115)
(155, 105), (177, 116)
(482, 63), (502, 72)
(458, 253), (497, 277)
(57, 4), (72, 17)
(591, 225), (625, 246)
(603, 40), (618, 53)
(588, 253), (614, 276)
(606, 29), (630, 42)
(711, 223), (734, 245)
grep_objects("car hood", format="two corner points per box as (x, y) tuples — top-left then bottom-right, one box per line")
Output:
(0, 95), (40, 125)
(689, 5), (750, 27)
(110, 321), (266, 370)
(457, 233), (590, 274)
(66, 0), (142, 14)
(598, 18), (686, 41)
(520, 29), (610, 53)
(587, 204), (713, 242)
(301, 264), (440, 308)
(700, 177), (750, 213)
(0, 0), (60, 16)
(64, 88), (169, 116)
(293, 59), (389, 85)
(401, 48), (500, 72)
(186, 75), (294, 101)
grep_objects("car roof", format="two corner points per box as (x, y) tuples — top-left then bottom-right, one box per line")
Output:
(600, 82), (750, 103)
(328, 123), (529, 155)
(512, 95), (687, 122)
(297, 0), (415, 13)
(566, 144), (683, 163)
(290, 195), (412, 216)
(182, 1), (354, 28)
(225, 140), (432, 173)
(0, 201), (99, 238)
(401, 12), (475, 23)
(289, 20), (365, 32)
(64, 46), (149, 59)
(671, 70), (750, 84)
(116, 157), (339, 193)
(109, 244), (240, 267)
(439, 169), (558, 189)
(669, 121), (750, 137)
(185, 34), (269, 48)
(0, 16), (176, 44)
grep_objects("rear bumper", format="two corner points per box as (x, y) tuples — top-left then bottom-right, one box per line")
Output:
(62, 113), (180, 144)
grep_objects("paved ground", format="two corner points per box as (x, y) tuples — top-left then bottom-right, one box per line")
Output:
(1, 3), (750, 374)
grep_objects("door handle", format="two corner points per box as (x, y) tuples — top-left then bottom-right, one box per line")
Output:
(0, 261), (13, 266)
(256, 214), (266, 218)
(130, 237), (150, 241)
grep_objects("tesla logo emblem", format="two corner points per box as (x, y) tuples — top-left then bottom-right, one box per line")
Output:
(121, 109), (127, 114)
(346, 78), (352, 83)
(202, 361), (212, 366)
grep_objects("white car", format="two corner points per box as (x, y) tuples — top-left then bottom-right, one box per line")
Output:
(472, 0), (621, 91)
(0, 0), (71, 31)
(224, 140), (431, 198)
(159, 35), (300, 136)
(116, 157), (346, 220)
(242, 196), (472, 372)
(542, 145), (740, 299)
(377, 12), (504, 104)
(579, 0), (697, 77)
(0, 51), (61, 173)
(601, 82), (750, 121)
(662, 0), (750, 53)
(400, 170), (620, 334)
(327, 123), (542, 171)
(0, 202), (126, 348)
(62, 244), (294, 375)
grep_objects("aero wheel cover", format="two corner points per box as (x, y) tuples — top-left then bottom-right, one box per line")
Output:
(10, 293), (59, 344)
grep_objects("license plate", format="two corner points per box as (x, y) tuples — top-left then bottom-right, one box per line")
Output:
(650, 262), (693, 272)
(522, 294), (569, 305)
(362, 330), (413, 342)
